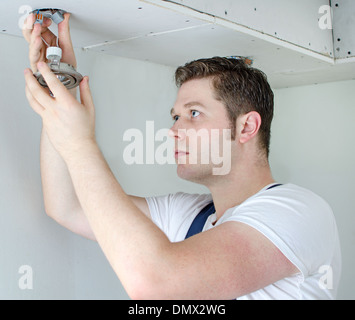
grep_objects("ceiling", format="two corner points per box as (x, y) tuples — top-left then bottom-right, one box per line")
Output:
(1, 0), (355, 88)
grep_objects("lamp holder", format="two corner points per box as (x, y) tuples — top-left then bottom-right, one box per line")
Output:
(31, 8), (83, 90)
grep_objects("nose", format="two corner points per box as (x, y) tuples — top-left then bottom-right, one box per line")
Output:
(169, 121), (186, 141)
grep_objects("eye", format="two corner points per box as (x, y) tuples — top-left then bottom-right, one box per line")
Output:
(191, 110), (201, 118)
(172, 115), (180, 123)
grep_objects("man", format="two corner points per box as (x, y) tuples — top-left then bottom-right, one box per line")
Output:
(23, 13), (341, 299)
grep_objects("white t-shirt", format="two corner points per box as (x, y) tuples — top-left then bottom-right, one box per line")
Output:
(146, 183), (342, 300)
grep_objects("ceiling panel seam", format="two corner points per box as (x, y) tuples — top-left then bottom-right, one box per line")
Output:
(82, 23), (211, 50)
(142, 0), (335, 65)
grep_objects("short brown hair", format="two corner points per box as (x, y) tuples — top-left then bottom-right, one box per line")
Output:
(175, 57), (274, 158)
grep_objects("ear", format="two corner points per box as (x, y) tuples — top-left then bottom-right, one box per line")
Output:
(238, 111), (262, 144)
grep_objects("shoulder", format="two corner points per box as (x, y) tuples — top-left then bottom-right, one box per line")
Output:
(220, 183), (339, 277)
(234, 183), (335, 225)
(267, 183), (336, 232)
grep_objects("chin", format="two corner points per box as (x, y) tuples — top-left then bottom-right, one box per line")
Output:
(176, 163), (213, 184)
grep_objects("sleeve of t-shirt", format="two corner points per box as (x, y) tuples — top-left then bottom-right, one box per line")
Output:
(146, 192), (213, 242)
(218, 184), (338, 280)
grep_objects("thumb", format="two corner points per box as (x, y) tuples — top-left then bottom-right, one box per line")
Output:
(79, 77), (94, 110)
(58, 13), (76, 62)
(58, 13), (71, 44)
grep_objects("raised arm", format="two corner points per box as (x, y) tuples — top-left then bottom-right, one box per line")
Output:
(23, 13), (150, 240)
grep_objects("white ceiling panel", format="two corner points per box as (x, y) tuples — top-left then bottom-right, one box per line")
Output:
(1, 0), (354, 88)
(332, 0), (355, 59)
(157, 0), (335, 58)
(1, 0), (207, 47)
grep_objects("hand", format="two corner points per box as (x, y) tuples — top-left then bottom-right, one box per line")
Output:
(24, 62), (96, 161)
(23, 12), (77, 73)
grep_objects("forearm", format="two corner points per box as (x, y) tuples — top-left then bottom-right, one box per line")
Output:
(40, 128), (81, 217)
(64, 141), (171, 297)
(40, 88), (86, 228)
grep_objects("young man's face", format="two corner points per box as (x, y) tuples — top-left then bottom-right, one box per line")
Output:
(170, 77), (234, 183)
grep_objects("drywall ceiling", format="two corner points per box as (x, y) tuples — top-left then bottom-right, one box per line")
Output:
(1, 0), (354, 88)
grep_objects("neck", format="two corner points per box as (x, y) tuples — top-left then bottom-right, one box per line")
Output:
(206, 160), (275, 220)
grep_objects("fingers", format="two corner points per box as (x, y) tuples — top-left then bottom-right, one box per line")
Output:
(23, 13), (53, 42)
(25, 62), (78, 108)
(58, 13), (77, 68)
(25, 84), (45, 115)
(23, 12), (77, 70)
(27, 17), (55, 72)
(79, 77), (94, 110)
(36, 62), (75, 102)
(58, 13), (71, 45)
(22, 13), (35, 42)
(30, 19), (56, 48)
(30, 22), (42, 48)
(28, 24), (44, 72)
(24, 67), (54, 111)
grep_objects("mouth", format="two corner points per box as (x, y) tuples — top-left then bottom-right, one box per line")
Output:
(175, 150), (189, 159)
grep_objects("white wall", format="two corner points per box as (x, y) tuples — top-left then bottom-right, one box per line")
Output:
(0, 33), (354, 299)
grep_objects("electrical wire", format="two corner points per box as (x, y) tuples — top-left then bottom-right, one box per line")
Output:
(41, 36), (50, 47)
(36, 8), (60, 49)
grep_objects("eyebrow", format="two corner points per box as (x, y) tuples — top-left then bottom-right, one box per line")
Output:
(170, 101), (206, 116)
